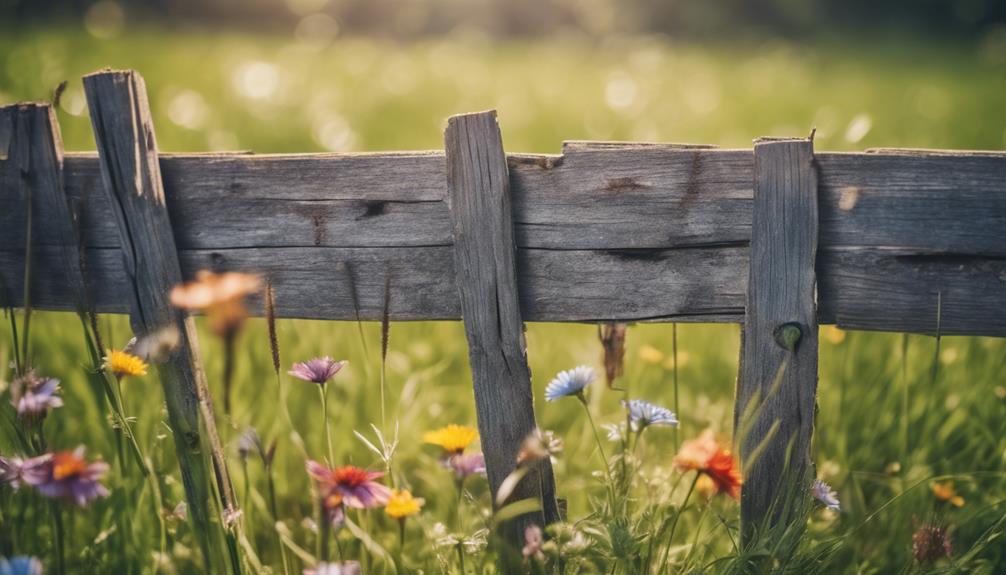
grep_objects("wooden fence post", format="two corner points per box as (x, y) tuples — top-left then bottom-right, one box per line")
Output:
(444, 110), (560, 540)
(735, 137), (819, 538)
(82, 70), (236, 567)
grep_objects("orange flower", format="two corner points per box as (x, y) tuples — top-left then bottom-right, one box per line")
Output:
(931, 481), (964, 507)
(170, 271), (261, 338)
(675, 429), (742, 499)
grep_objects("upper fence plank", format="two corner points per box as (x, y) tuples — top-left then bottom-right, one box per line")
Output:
(2, 144), (1004, 335)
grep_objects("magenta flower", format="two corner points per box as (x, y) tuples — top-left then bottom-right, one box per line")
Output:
(9, 372), (62, 422)
(289, 357), (347, 385)
(445, 452), (487, 479)
(20, 447), (109, 506)
(306, 461), (391, 509)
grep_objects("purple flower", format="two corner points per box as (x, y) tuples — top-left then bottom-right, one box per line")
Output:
(811, 479), (841, 512)
(445, 452), (486, 479)
(0, 556), (44, 575)
(303, 562), (361, 575)
(9, 372), (62, 422)
(20, 447), (109, 506)
(622, 399), (678, 431)
(0, 456), (23, 487)
(306, 461), (391, 509)
(289, 357), (347, 385)
(912, 523), (952, 563)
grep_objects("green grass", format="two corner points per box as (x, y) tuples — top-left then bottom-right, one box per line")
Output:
(1, 25), (1005, 574)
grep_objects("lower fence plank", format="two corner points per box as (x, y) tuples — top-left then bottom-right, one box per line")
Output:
(82, 69), (236, 570)
(445, 110), (560, 542)
(735, 138), (820, 537)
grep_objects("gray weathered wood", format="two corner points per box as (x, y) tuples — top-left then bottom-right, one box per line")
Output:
(2, 144), (1004, 335)
(82, 69), (235, 568)
(5, 148), (1004, 255)
(0, 103), (88, 315)
(445, 110), (560, 535)
(736, 138), (820, 534)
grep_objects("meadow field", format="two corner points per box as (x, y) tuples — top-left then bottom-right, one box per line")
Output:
(1, 26), (1006, 573)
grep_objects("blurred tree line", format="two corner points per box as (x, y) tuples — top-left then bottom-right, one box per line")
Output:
(2, 0), (1004, 37)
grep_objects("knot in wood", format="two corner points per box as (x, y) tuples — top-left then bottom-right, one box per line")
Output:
(773, 322), (803, 352)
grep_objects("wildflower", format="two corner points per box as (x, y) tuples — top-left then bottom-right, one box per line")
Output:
(423, 424), (478, 455)
(912, 523), (952, 563)
(0, 556), (44, 575)
(445, 452), (486, 479)
(695, 474), (717, 499)
(931, 481), (964, 507)
(638, 345), (664, 365)
(103, 349), (148, 378)
(622, 399), (678, 432)
(0, 456), (22, 486)
(811, 479), (841, 512)
(9, 372), (62, 423)
(236, 427), (263, 461)
(288, 357), (347, 385)
(603, 422), (626, 442)
(385, 489), (424, 519)
(306, 461), (391, 509)
(169, 270), (261, 338)
(303, 562), (362, 575)
(127, 325), (180, 364)
(20, 447), (109, 506)
(522, 525), (545, 561)
(517, 428), (563, 466)
(674, 430), (742, 499)
(544, 366), (595, 402)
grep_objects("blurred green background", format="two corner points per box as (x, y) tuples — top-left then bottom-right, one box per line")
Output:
(2, 1), (1006, 572)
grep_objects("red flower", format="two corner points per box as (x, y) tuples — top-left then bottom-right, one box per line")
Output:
(674, 430), (742, 499)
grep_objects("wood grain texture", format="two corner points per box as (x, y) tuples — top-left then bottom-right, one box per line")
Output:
(82, 69), (235, 567)
(736, 139), (819, 533)
(445, 110), (560, 535)
(0, 104), (81, 313)
(3, 144), (1004, 335)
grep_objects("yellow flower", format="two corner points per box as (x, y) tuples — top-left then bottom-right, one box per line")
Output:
(385, 489), (424, 519)
(103, 349), (149, 378)
(822, 325), (846, 345)
(423, 424), (478, 454)
(638, 345), (664, 365)
(931, 481), (964, 507)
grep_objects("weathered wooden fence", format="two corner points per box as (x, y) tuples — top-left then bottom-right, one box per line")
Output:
(2, 69), (1005, 544)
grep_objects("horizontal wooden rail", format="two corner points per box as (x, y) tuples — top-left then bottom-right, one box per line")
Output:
(2, 134), (1005, 335)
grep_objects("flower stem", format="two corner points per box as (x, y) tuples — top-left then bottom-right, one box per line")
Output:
(50, 501), (65, 575)
(672, 323), (679, 452)
(579, 396), (617, 513)
(660, 473), (699, 569)
(456, 542), (466, 575)
(319, 384), (334, 465)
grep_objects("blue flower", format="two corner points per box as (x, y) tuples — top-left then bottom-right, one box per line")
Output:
(811, 479), (841, 512)
(0, 556), (44, 575)
(622, 399), (678, 431)
(545, 366), (595, 401)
